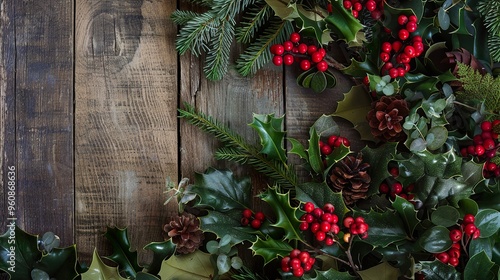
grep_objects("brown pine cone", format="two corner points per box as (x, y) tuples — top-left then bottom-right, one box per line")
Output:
(328, 153), (371, 205)
(163, 213), (204, 254)
(367, 96), (409, 142)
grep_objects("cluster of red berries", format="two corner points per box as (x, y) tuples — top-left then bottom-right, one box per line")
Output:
(270, 32), (329, 72)
(459, 120), (500, 178)
(240, 209), (265, 229)
(435, 214), (480, 267)
(281, 249), (316, 277)
(342, 0), (384, 20)
(319, 135), (351, 156)
(380, 15), (424, 79)
(379, 166), (416, 202)
(299, 202), (340, 246)
(342, 216), (369, 241)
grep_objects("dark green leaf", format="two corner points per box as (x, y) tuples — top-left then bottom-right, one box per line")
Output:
(357, 261), (400, 280)
(313, 115), (339, 138)
(414, 149), (462, 179)
(475, 209), (500, 238)
(464, 251), (495, 280)
(469, 237), (494, 259)
(323, 1), (364, 44)
(431, 205), (460, 227)
(104, 227), (142, 278)
(136, 272), (161, 280)
(305, 269), (357, 280)
(325, 71), (337, 88)
(311, 71), (327, 93)
(34, 246), (78, 280)
(143, 240), (175, 275)
(295, 5), (332, 45)
(425, 126), (448, 150)
(421, 260), (461, 280)
(307, 127), (324, 174)
(0, 226), (41, 279)
(295, 182), (349, 222)
(250, 236), (293, 265)
(392, 196), (420, 236)
(333, 85), (374, 141)
(250, 114), (287, 163)
(361, 142), (398, 196)
(288, 138), (308, 160)
(449, 7), (472, 36)
(438, 7), (450, 30)
(200, 210), (258, 243)
(418, 226), (452, 253)
(342, 58), (379, 77)
(457, 198), (479, 217)
(355, 210), (408, 247)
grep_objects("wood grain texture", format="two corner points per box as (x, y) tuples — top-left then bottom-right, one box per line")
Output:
(2, 0), (75, 245)
(75, 0), (177, 264)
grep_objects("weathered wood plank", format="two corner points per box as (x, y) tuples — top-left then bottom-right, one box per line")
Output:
(0, 0), (74, 245)
(75, 0), (178, 264)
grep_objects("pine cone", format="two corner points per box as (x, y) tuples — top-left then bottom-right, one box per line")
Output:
(164, 213), (204, 254)
(367, 96), (409, 142)
(327, 153), (371, 205)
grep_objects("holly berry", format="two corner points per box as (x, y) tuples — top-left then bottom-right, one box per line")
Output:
(272, 55), (283, 66)
(242, 209), (252, 218)
(449, 229), (462, 243)
(290, 32), (301, 43)
(435, 252), (449, 264)
(283, 54), (294, 65)
(300, 59), (311, 71)
(463, 214), (475, 224)
(254, 211), (265, 221)
(398, 29), (410, 41)
(381, 42), (392, 53)
(398, 15), (408, 25)
(316, 60), (328, 72)
(251, 219), (262, 229)
(303, 202), (315, 213)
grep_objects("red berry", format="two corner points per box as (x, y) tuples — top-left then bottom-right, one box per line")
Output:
(290, 32), (301, 43)
(467, 145), (476, 155)
(463, 214), (475, 224)
(283, 41), (294, 51)
(290, 249), (301, 258)
(392, 41), (402, 52)
(352, 9), (358, 18)
(299, 221), (309, 231)
(464, 223), (477, 235)
(312, 207), (324, 218)
(473, 229), (481, 239)
(251, 219), (262, 229)
(486, 161), (497, 172)
(404, 45), (416, 58)
(379, 182), (390, 194)
(413, 41), (424, 55)
(293, 267), (304, 277)
(298, 43), (308, 54)
(392, 182), (403, 194)
(272, 55), (283, 66)
(397, 15), (408, 25)
(448, 248), (460, 259)
(327, 135), (338, 146)
(353, 2), (362, 11)
(311, 51), (323, 63)
(272, 44), (284, 55)
(409, 15), (418, 23)
(241, 217), (249, 226)
(343, 0), (352, 9)
(481, 121), (492, 132)
(316, 60), (328, 72)
(389, 67), (399, 79)
(299, 251), (310, 263)
(381, 42), (392, 54)
(406, 21), (417, 33)
(389, 166), (399, 177)
(435, 252), (449, 263)
(327, 3), (333, 13)
(301, 213), (314, 223)
(397, 67), (406, 77)
(343, 216), (354, 228)
(371, 10), (382, 20)
(449, 229), (462, 243)
(303, 202), (315, 213)
(483, 138), (495, 150)
(366, 0), (377, 11)
(321, 144), (332, 155)
(325, 237), (335, 246)
(316, 230), (326, 241)
(323, 203), (335, 214)
(283, 54), (294, 65)
(307, 45), (317, 55)
(398, 29), (410, 40)
(448, 257), (459, 267)
(290, 257), (301, 269)
(380, 52), (390, 62)
(243, 209), (253, 218)
(317, 48), (326, 58)
(354, 216), (365, 224)
(330, 224), (340, 234)
(357, 223), (368, 234)
(320, 221), (331, 232)
(300, 59), (311, 71)
(475, 145), (485, 156)
(254, 211), (265, 221)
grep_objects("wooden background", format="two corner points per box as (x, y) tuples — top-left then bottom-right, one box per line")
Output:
(0, 0), (362, 265)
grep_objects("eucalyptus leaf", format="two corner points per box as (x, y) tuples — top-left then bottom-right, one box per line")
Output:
(217, 254), (231, 275)
(437, 7), (450, 30)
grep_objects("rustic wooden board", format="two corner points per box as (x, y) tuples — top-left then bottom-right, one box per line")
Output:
(74, 0), (178, 264)
(0, 0), (75, 245)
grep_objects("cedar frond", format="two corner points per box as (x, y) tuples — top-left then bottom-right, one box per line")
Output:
(456, 63), (500, 113)
(236, 1), (272, 44)
(236, 19), (294, 77)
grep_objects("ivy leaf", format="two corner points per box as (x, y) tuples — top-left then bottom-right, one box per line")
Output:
(475, 209), (500, 238)
(157, 250), (213, 280)
(356, 261), (400, 280)
(143, 240), (175, 275)
(355, 210), (408, 248)
(333, 85), (374, 142)
(420, 260), (461, 280)
(418, 226), (452, 253)
(250, 236), (293, 265)
(190, 168), (252, 212)
(103, 227), (142, 278)
(250, 113), (287, 163)
(259, 186), (302, 240)
(324, 0), (364, 44)
(200, 210), (258, 243)
(361, 142), (398, 196)
(295, 182), (349, 222)
(304, 269), (357, 280)
(392, 196), (420, 236)
(0, 225), (41, 279)
(464, 251), (495, 280)
(34, 246), (79, 280)
(81, 249), (128, 280)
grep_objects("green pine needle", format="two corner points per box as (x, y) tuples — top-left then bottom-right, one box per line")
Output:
(478, 0), (500, 62)
(204, 18), (235, 81)
(236, 1), (272, 44)
(175, 12), (216, 56)
(170, 10), (201, 26)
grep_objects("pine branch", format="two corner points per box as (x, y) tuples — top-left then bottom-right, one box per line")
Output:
(215, 147), (253, 164)
(171, 10), (202, 25)
(204, 18), (235, 80)
(478, 0), (500, 62)
(213, 0), (258, 18)
(236, 1), (272, 44)
(236, 19), (294, 76)
(175, 12), (216, 56)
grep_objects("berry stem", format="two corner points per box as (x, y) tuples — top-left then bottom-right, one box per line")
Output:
(324, 54), (347, 71)
(301, 241), (352, 267)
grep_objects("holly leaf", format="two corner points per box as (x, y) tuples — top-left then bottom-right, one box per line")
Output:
(333, 85), (374, 141)
(304, 269), (357, 280)
(354, 209), (408, 248)
(103, 227), (142, 278)
(143, 240), (175, 275)
(157, 250), (213, 280)
(342, 58), (379, 78)
(475, 209), (500, 238)
(418, 226), (452, 253)
(34, 245), (79, 280)
(431, 205), (460, 227)
(392, 196), (420, 237)
(420, 260), (461, 280)
(413, 149), (462, 179)
(361, 143), (397, 196)
(323, 0), (364, 44)
(416, 175), (472, 210)
(264, 0), (298, 20)
(200, 210), (259, 243)
(357, 261), (400, 280)
(449, 7), (472, 36)
(0, 225), (41, 279)
(464, 251), (495, 280)
(259, 186), (302, 240)
(295, 5), (332, 45)
(250, 236), (293, 265)
(295, 182), (349, 222)
(307, 127), (324, 174)
(313, 115), (340, 138)
(81, 249), (128, 280)
(250, 113), (287, 163)
(189, 168), (252, 212)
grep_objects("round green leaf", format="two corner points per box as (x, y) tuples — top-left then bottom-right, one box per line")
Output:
(217, 254), (231, 275)
(418, 226), (452, 253)
(410, 138), (427, 152)
(431, 205), (460, 227)
(31, 269), (50, 280)
(475, 209), (500, 238)
(437, 7), (450, 30)
(458, 198), (479, 217)
(206, 240), (219, 254)
(310, 71), (327, 93)
(231, 256), (243, 270)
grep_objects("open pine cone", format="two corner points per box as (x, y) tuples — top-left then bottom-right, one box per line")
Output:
(327, 153), (371, 205)
(367, 96), (409, 142)
(163, 212), (204, 254)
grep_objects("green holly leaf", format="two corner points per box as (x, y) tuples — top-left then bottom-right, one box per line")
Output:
(464, 251), (495, 280)
(469, 237), (495, 259)
(250, 113), (287, 163)
(357, 261), (400, 280)
(81, 249), (128, 280)
(295, 182), (349, 222)
(259, 186), (302, 240)
(143, 240), (175, 275)
(414, 149), (462, 179)
(190, 168), (252, 212)
(416, 175), (474, 210)
(288, 138), (308, 160)
(264, 0), (298, 20)
(313, 115), (340, 138)
(157, 250), (213, 280)
(449, 7), (472, 36)
(333, 85), (374, 142)
(304, 269), (357, 280)
(392, 196), (420, 236)
(324, 0), (364, 44)
(200, 210), (259, 243)
(361, 142), (398, 196)
(136, 272), (161, 280)
(342, 58), (379, 78)
(308, 127), (324, 174)
(250, 236), (293, 265)
(383, 1), (425, 36)
(475, 209), (500, 238)
(103, 227), (142, 278)
(393, 153), (425, 187)
(295, 5), (332, 45)
(420, 260), (461, 280)
(33, 245), (79, 280)
(0, 225), (41, 279)
(431, 205), (460, 228)
(418, 226), (452, 253)
(355, 210), (408, 248)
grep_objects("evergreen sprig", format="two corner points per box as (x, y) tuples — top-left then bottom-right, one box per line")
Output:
(456, 63), (500, 114)
(236, 1), (273, 44)
(478, 0), (500, 62)
(178, 103), (298, 188)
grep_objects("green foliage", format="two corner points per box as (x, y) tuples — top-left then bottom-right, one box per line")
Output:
(478, 0), (500, 62)
(103, 227), (142, 278)
(81, 250), (128, 280)
(250, 237), (293, 265)
(142, 240), (175, 275)
(456, 63), (500, 114)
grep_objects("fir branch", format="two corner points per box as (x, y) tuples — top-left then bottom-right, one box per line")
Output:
(236, 1), (272, 44)
(171, 10), (202, 26)
(213, 0), (258, 18)
(236, 19), (294, 76)
(175, 12), (217, 56)
(478, 0), (500, 62)
(456, 63), (500, 113)
(204, 18), (235, 81)
(215, 147), (253, 164)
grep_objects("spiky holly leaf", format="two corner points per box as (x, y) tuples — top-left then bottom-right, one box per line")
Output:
(341, 58), (379, 78)
(81, 249), (128, 280)
(383, 1), (424, 38)
(158, 250), (213, 280)
(356, 261), (400, 280)
(324, 0), (364, 45)
(333, 85), (374, 142)
(0, 225), (41, 279)
(143, 240), (175, 275)
(250, 113), (287, 163)
(420, 260), (461, 280)
(414, 149), (462, 178)
(189, 168), (252, 212)
(415, 175), (474, 210)
(361, 142), (398, 196)
(34, 246), (79, 280)
(392, 196), (420, 237)
(250, 236), (293, 265)
(264, 0), (298, 20)
(259, 186), (302, 240)
(354, 209), (408, 248)
(295, 5), (332, 45)
(103, 227), (142, 278)
(449, 7), (472, 36)
(295, 182), (349, 222)
(199, 210), (260, 243)
(303, 269), (357, 280)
